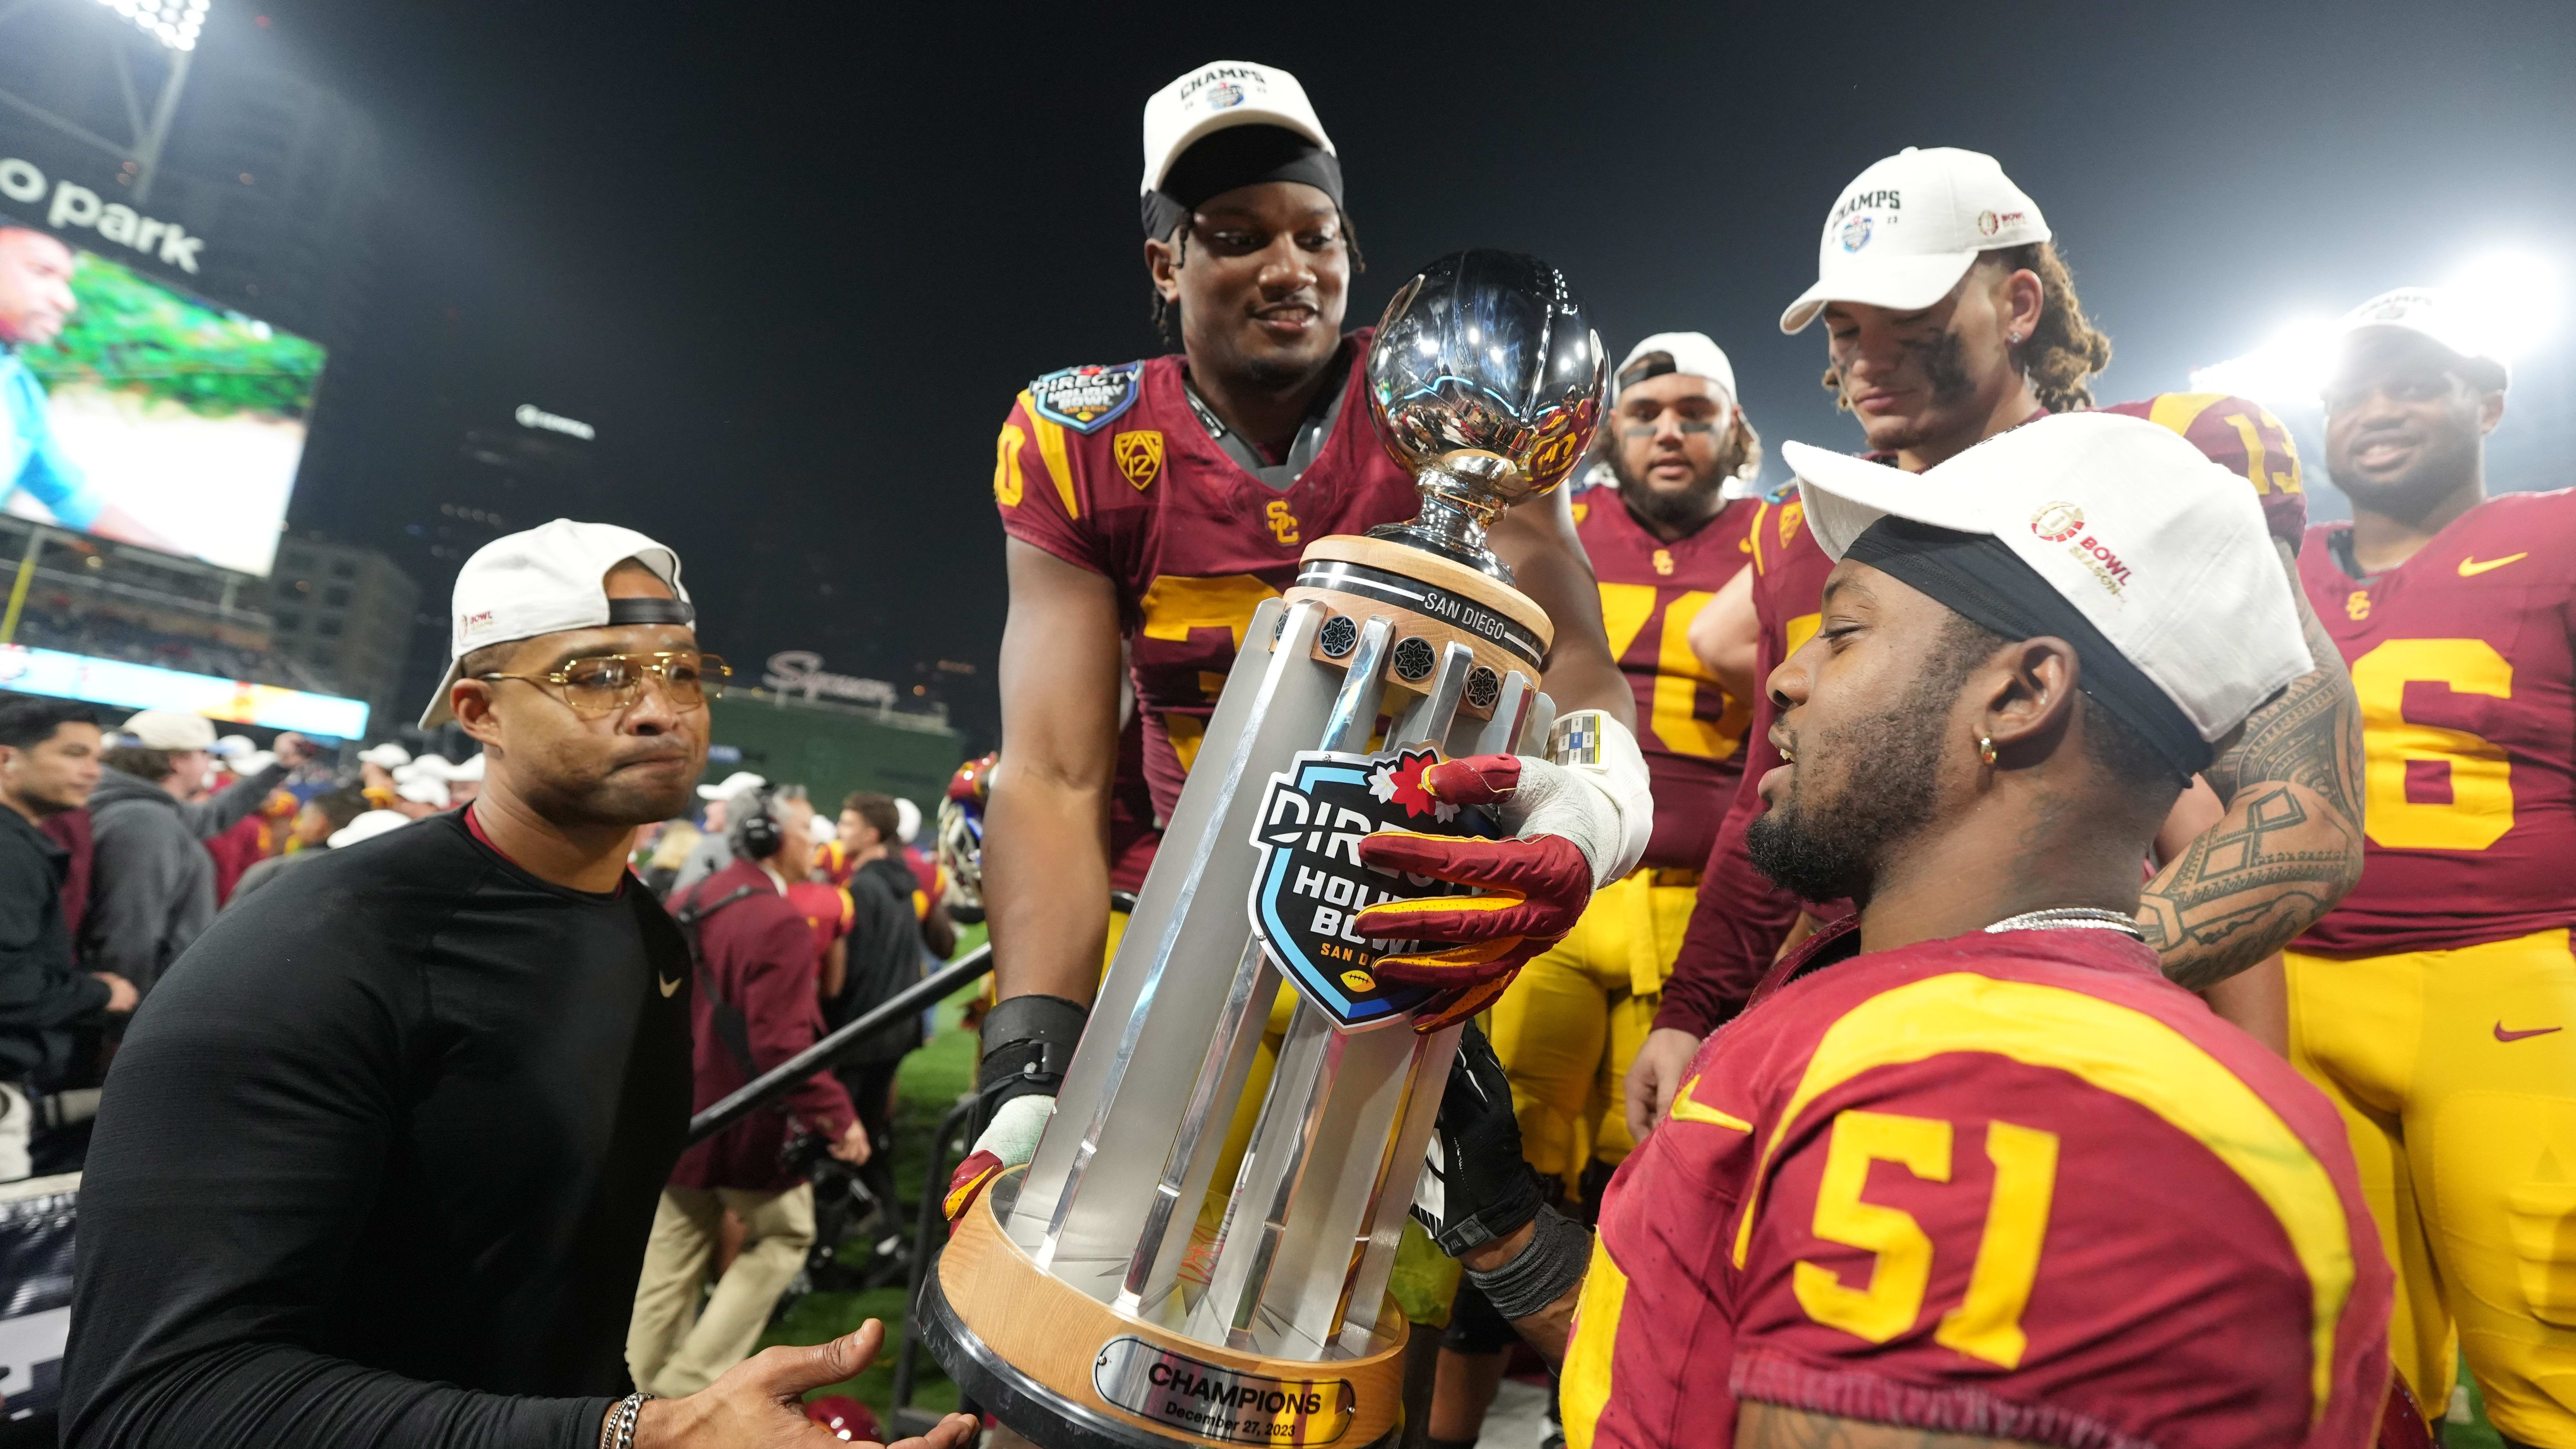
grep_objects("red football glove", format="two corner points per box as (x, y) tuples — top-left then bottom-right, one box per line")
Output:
(943, 1149), (1005, 1233)
(1354, 756), (1593, 1034)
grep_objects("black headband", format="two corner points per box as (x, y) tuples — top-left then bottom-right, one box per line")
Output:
(607, 596), (694, 626)
(1844, 516), (2210, 778)
(1140, 124), (1344, 238)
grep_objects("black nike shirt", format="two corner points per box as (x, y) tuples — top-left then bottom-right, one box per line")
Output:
(63, 809), (693, 1449)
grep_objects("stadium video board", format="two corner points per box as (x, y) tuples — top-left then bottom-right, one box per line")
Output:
(0, 213), (323, 577)
(0, 643), (367, 738)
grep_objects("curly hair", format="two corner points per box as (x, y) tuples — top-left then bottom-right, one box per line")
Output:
(1149, 210), (1365, 348)
(1820, 240), (2112, 415)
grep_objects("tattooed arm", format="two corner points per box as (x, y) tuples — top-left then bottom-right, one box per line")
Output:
(1735, 1403), (2049, 1448)
(2137, 539), (2365, 990)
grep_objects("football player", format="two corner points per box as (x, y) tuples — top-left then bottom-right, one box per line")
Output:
(1404, 413), (2394, 1449)
(1629, 146), (2365, 1136)
(2286, 289), (2576, 1448)
(1430, 333), (1762, 1443)
(957, 62), (1647, 1289)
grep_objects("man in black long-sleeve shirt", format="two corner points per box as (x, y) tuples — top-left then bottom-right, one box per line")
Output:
(64, 521), (976, 1449)
(0, 697), (134, 1179)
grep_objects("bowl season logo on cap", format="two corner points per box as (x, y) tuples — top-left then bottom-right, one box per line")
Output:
(2032, 501), (2085, 543)
(1029, 362), (1142, 434)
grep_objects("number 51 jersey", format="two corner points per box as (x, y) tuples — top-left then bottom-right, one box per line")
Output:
(2296, 489), (2576, 956)
(1565, 924), (2391, 1449)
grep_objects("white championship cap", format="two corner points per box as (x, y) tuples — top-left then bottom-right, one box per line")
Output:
(395, 756), (456, 783)
(450, 751), (486, 782)
(894, 795), (922, 845)
(1614, 332), (1740, 411)
(2335, 286), (2511, 392)
(356, 742), (411, 769)
(329, 809), (414, 849)
(697, 769), (766, 802)
(1780, 147), (2050, 335)
(421, 518), (691, 728)
(1140, 61), (1334, 198)
(120, 709), (217, 752)
(807, 812), (837, 845)
(227, 750), (275, 777)
(212, 733), (255, 758)
(1782, 412), (2307, 756)
(394, 773), (450, 809)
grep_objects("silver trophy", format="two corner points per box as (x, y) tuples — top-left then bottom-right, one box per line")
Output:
(925, 251), (1603, 1449)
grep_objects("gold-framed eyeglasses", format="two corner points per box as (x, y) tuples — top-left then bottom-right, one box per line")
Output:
(477, 651), (730, 717)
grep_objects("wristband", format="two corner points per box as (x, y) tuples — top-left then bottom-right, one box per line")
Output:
(1462, 1203), (1588, 1320)
(976, 993), (1089, 1110)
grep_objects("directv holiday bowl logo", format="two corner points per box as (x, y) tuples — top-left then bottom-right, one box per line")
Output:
(1839, 215), (1873, 252)
(1244, 746), (1487, 1029)
(1207, 80), (1245, 109)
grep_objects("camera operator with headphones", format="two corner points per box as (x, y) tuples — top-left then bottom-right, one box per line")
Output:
(626, 782), (870, 1397)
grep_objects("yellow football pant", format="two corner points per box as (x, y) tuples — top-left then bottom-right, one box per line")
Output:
(2287, 928), (2576, 1445)
(1486, 869), (1700, 1195)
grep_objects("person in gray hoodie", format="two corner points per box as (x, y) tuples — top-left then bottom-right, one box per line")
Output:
(83, 710), (312, 996)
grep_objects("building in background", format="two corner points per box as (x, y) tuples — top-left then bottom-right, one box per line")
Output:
(266, 535), (417, 734)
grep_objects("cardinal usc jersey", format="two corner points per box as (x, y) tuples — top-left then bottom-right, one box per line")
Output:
(1656, 395), (2312, 1037)
(2296, 489), (2576, 955)
(1571, 488), (1761, 869)
(995, 335), (1419, 823)
(1567, 922), (2390, 1449)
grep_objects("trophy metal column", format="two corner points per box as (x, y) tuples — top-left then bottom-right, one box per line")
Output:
(925, 251), (1604, 1449)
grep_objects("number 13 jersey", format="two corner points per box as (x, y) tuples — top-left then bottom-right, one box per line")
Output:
(2297, 489), (2576, 955)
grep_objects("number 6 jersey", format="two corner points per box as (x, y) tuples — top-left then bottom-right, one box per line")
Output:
(1565, 921), (2392, 1449)
(2296, 489), (2576, 955)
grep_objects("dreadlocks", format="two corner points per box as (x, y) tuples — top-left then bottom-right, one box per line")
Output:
(1820, 240), (2112, 415)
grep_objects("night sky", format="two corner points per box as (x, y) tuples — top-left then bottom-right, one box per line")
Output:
(248, 0), (2575, 749)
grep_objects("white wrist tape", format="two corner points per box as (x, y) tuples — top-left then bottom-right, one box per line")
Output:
(1501, 710), (1654, 887)
(970, 1092), (1055, 1167)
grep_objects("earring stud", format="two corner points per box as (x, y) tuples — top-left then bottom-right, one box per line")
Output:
(1978, 734), (1998, 767)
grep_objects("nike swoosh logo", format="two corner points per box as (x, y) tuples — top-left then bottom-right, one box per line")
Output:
(658, 976), (681, 998)
(2495, 1022), (2561, 1042)
(2459, 553), (2529, 577)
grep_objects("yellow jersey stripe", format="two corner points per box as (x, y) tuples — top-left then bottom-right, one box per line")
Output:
(1668, 1075), (1754, 1133)
(1560, 1232), (1626, 1449)
(2144, 391), (2224, 437)
(1728, 973), (2354, 1424)
(1017, 390), (1079, 520)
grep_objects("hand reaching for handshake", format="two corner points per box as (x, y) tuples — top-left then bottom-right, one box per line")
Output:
(617, 1319), (977, 1448)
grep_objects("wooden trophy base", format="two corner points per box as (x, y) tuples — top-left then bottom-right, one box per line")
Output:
(926, 1169), (1410, 1449)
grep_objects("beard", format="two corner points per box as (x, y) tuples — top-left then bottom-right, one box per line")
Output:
(1745, 672), (1955, 905)
(2328, 421), (2482, 519)
(1611, 438), (1731, 532)
(1850, 329), (1981, 455)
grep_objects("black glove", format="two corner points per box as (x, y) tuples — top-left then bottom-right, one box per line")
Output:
(1411, 1021), (1544, 1256)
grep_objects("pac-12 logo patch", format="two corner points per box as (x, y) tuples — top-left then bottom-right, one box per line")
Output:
(1113, 430), (1163, 490)
(1031, 362), (1142, 434)
(1246, 747), (1489, 1029)
(1839, 215), (1873, 252)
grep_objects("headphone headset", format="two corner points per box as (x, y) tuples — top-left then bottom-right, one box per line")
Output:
(737, 786), (784, 862)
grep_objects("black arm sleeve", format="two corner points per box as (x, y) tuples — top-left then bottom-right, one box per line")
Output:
(62, 937), (607, 1449)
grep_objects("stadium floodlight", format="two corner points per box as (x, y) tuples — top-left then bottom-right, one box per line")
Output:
(90, 0), (209, 51)
(2447, 247), (2562, 363)
(2188, 314), (2343, 413)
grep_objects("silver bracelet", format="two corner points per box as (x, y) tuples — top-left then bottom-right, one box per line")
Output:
(601, 1391), (653, 1449)
(1463, 1202), (1590, 1320)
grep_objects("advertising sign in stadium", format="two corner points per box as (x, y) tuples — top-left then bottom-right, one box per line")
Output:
(0, 204), (320, 578)
(0, 643), (367, 737)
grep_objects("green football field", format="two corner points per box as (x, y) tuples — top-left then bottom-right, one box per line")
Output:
(760, 927), (2508, 1443)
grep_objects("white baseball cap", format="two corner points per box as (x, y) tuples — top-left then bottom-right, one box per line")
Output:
(212, 733), (256, 758)
(395, 756), (456, 782)
(120, 709), (217, 752)
(421, 518), (691, 728)
(329, 809), (414, 849)
(1614, 332), (1739, 411)
(2335, 286), (2511, 392)
(451, 751), (486, 781)
(1780, 147), (2050, 335)
(1782, 412), (2307, 759)
(394, 773), (450, 809)
(227, 750), (275, 777)
(807, 812), (837, 845)
(894, 795), (922, 845)
(1140, 61), (1334, 198)
(356, 742), (411, 768)
(697, 769), (766, 802)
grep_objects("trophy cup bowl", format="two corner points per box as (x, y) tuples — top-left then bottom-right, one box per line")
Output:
(925, 253), (1604, 1449)
(1364, 250), (1606, 580)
